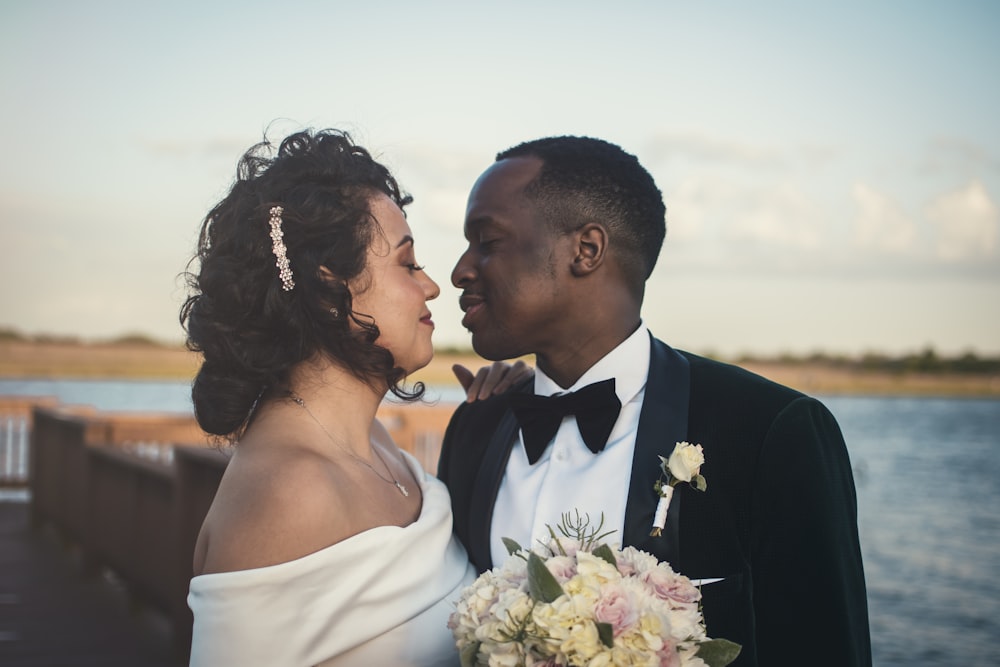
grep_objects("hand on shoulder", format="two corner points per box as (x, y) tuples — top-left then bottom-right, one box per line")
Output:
(454, 359), (533, 402)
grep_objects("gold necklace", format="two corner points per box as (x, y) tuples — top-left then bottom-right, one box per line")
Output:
(289, 393), (409, 497)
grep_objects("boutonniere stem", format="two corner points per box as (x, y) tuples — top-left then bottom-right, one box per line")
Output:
(650, 441), (707, 537)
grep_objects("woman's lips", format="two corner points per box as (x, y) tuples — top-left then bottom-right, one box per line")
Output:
(420, 312), (434, 327)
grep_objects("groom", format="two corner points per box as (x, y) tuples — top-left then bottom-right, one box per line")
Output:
(438, 136), (871, 666)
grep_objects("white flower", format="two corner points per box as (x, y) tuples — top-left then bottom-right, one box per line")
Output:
(667, 442), (704, 483)
(653, 443), (708, 536)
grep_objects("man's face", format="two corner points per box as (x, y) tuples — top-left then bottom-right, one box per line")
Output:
(451, 157), (572, 361)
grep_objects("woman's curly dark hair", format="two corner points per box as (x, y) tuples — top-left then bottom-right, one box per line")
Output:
(180, 128), (423, 440)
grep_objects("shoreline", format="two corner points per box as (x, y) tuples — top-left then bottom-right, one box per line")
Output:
(2, 341), (998, 398)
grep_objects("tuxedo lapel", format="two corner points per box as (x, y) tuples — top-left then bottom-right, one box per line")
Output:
(466, 408), (519, 570)
(622, 336), (690, 564)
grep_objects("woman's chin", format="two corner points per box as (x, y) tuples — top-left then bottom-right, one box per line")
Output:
(413, 350), (435, 375)
(399, 348), (435, 378)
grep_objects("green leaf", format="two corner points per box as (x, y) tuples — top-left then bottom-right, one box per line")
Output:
(591, 543), (618, 568)
(596, 621), (615, 648)
(691, 474), (707, 492)
(459, 641), (480, 667)
(502, 537), (523, 556)
(696, 639), (742, 667)
(527, 552), (565, 603)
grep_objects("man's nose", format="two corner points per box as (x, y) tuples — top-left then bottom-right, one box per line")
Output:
(451, 249), (475, 288)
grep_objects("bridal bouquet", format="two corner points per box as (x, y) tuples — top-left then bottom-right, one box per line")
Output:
(449, 513), (740, 667)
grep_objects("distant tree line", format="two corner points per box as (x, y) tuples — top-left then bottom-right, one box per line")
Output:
(0, 327), (168, 347)
(734, 347), (1000, 375)
(2, 329), (997, 375)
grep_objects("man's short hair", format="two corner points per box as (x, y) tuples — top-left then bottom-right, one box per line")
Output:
(497, 136), (666, 290)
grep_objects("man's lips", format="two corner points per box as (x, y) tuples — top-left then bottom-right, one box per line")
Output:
(459, 294), (485, 328)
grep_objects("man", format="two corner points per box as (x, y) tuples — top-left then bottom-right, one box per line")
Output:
(438, 136), (871, 666)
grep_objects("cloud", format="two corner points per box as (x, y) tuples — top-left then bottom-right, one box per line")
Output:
(725, 182), (824, 248)
(385, 143), (496, 231)
(644, 131), (840, 175)
(413, 188), (469, 232)
(136, 135), (266, 160)
(852, 183), (917, 254)
(663, 177), (736, 242)
(921, 137), (1000, 178)
(387, 143), (488, 187)
(926, 180), (999, 261)
(663, 175), (825, 251)
(645, 131), (785, 168)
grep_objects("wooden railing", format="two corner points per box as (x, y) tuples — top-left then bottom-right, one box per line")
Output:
(0, 396), (58, 486)
(19, 396), (456, 658)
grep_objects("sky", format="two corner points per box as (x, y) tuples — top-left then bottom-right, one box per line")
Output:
(1, 0), (998, 357)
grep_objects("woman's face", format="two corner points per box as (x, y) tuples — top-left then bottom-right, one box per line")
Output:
(349, 193), (440, 374)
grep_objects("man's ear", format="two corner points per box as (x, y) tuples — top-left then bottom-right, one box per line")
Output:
(570, 223), (608, 276)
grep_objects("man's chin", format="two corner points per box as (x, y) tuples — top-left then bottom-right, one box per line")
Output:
(471, 335), (520, 363)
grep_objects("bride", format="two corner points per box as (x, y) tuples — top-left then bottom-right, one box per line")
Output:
(182, 128), (526, 666)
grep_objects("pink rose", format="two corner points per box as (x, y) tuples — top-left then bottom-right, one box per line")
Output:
(593, 584), (638, 637)
(643, 568), (701, 605)
(658, 638), (681, 667)
(549, 536), (580, 558)
(617, 559), (637, 577)
(545, 555), (577, 583)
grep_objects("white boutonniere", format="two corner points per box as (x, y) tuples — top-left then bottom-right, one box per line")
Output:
(650, 441), (707, 537)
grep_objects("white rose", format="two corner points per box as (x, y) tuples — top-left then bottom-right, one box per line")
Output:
(667, 442), (704, 483)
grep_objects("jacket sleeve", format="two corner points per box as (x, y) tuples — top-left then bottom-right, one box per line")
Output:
(749, 396), (872, 666)
(437, 400), (473, 554)
(437, 403), (459, 484)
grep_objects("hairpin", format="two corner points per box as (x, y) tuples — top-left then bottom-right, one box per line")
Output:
(268, 205), (295, 291)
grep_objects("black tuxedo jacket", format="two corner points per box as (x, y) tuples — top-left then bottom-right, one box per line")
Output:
(438, 336), (871, 667)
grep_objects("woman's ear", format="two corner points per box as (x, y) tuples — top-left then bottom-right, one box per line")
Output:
(570, 223), (608, 277)
(318, 266), (338, 283)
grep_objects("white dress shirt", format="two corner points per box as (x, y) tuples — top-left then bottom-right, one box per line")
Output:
(490, 325), (651, 566)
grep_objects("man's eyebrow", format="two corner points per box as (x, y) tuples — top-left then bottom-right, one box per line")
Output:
(464, 216), (497, 230)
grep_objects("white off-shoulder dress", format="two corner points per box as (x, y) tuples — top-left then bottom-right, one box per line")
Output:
(188, 451), (476, 666)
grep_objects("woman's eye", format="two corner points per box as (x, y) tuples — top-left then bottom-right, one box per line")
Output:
(406, 263), (425, 273)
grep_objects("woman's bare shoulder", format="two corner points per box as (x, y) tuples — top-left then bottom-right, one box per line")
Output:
(194, 445), (353, 575)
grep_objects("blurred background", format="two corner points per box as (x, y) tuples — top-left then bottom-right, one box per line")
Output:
(1, 0), (997, 358)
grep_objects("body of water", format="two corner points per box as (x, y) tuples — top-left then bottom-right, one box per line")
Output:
(3, 379), (998, 665)
(825, 395), (1000, 666)
(0, 378), (469, 414)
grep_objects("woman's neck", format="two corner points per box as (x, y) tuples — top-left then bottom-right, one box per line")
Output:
(265, 357), (388, 461)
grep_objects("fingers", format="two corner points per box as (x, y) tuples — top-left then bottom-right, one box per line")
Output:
(452, 364), (475, 393)
(474, 361), (510, 400)
(461, 363), (496, 403)
(459, 359), (535, 402)
(491, 359), (531, 395)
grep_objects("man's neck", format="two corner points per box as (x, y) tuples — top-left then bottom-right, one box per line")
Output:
(535, 318), (642, 389)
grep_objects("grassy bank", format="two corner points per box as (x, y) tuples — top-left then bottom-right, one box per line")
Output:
(1, 340), (997, 397)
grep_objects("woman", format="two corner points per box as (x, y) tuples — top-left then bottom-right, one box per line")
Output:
(182, 129), (522, 665)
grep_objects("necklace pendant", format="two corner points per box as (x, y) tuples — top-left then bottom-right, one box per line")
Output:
(395, 481), (409, 497)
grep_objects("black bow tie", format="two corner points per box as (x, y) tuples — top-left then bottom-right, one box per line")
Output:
(507, 378), (622, 465)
